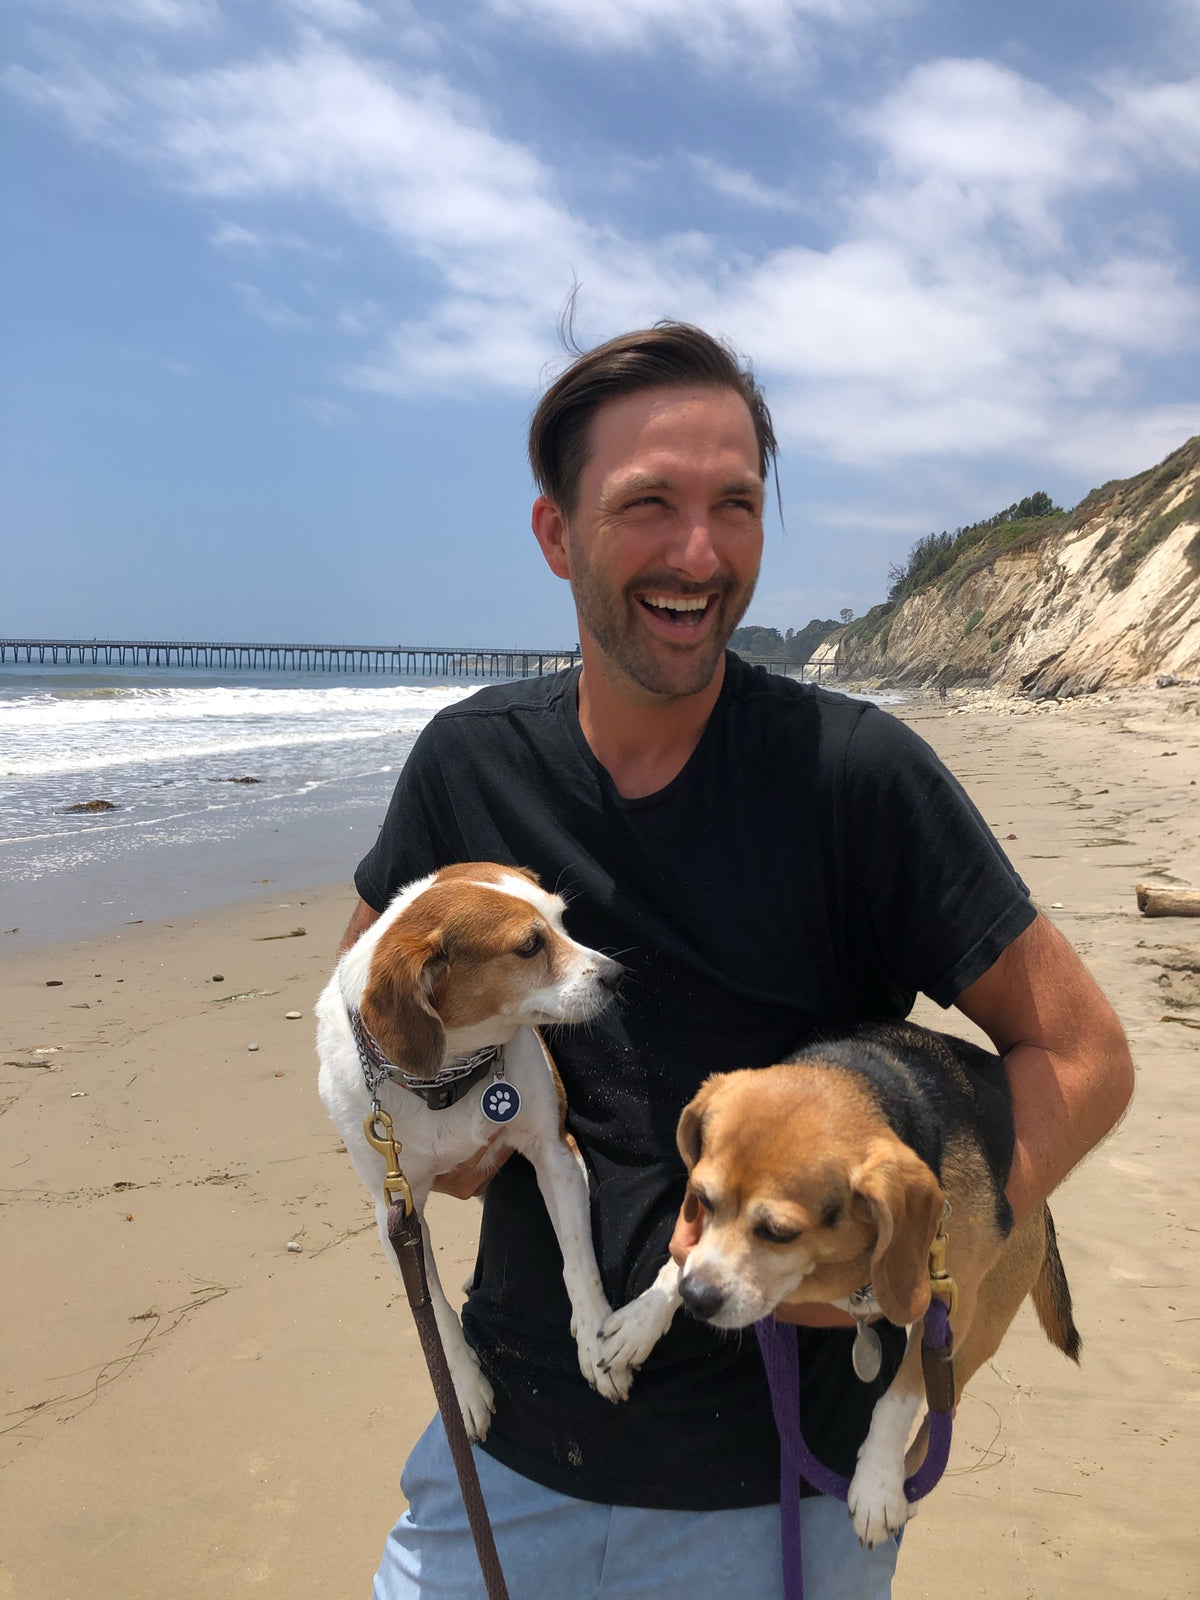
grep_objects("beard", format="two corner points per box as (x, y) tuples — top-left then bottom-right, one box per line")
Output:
(569, 546), (757, 701)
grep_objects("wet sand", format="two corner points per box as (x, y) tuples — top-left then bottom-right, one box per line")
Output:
(2, 685), (1197, 1599)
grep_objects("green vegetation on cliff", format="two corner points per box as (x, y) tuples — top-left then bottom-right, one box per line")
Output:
(886, 492), (1063, 603)
(729, 618), (841, 665)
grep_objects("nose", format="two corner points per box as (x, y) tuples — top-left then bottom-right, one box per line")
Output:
(679, 1274), (725, 1322)
(667, 512), (720, 583)
(597, 956), (624, 993)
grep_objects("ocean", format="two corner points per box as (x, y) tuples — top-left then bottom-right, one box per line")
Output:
(1, 661), (898, 944)
(0, 664), (481, 942)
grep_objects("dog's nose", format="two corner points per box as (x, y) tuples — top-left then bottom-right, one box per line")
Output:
(597, 956), (624, 993)
(679, 1275), (725, 1322)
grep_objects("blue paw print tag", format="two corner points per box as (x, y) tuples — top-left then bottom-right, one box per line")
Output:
(481, 1079), (521, 1125)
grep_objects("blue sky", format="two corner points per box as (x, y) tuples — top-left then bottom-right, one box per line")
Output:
(3, 0), (1199, 648)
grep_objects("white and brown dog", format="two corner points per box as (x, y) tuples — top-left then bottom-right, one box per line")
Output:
(600, 1023), (1082, 1547)
(316, 862), (638, 1441)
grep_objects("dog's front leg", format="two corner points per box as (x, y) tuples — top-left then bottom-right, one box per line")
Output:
(847, 1327), (924, 1548)
(598, 1260), (682, 1378)
(525, 1137), (627, 1402)
(378, 1192), (496, 1443)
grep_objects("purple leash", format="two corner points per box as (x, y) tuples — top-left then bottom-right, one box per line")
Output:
(755, 1301), (954, 1600)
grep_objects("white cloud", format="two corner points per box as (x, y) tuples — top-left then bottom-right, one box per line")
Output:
(232, 281), (312, 327)
(692, 156), (799, 211)
(482, 0), (910, 68)
(24, 0), (221, 29)
(301, 396), (351, 423)
(6, 36), (1198, 475)
(1107, 72), (1200, 173)
(210, 218), (341, 255)
(280, 0), (380, 31)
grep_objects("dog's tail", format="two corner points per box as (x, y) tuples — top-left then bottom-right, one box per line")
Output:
(1031, 1205), (1082, 1363)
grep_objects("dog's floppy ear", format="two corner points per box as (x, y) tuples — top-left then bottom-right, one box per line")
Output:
(851, 1138), (945, 1327)
(676, 1075), (726, 1171)
(359, 920), (448, 1078)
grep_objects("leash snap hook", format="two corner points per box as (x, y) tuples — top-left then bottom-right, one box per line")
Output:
(363, 1108), (415, 1216)
(927, 1225), (960, 1321)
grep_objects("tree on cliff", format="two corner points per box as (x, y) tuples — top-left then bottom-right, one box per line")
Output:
(729, 618), (841, 664)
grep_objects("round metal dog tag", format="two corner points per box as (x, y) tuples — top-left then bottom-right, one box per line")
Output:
(481, 1080), (521, 1125)
(851, 1322), (883, 1383)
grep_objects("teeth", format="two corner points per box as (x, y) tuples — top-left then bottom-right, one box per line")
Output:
(643, 595), (709, 612)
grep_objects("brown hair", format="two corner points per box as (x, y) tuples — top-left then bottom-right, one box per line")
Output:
(528, 321), (778, 516)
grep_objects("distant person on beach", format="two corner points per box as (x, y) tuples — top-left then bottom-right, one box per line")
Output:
(340, 323), (1133, 1600)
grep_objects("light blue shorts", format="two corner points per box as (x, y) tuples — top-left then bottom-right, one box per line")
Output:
(373, 1416), (899, 1600)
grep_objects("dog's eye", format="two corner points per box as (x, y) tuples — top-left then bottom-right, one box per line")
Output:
(514, 931), (546, 959)
(753, 1221), (802, 1245)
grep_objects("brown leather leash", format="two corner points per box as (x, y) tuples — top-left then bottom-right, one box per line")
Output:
(367, 1107), (512, 1600)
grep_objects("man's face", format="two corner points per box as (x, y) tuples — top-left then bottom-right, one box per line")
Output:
(539, 385), (765, 701)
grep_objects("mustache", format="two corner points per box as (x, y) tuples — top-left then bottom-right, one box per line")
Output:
(625, 574), (738, 600)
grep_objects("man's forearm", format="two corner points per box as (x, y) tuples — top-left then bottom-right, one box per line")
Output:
(956, 913), (1135, 1222)
(1003, 1024), (1134, 1220)
(339, 895), (382, 955)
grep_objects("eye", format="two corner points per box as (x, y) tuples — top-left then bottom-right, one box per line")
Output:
(514, 931), (546, 959)
(753, 1220), (802, 1245)
(690, 1187), (713, 1213)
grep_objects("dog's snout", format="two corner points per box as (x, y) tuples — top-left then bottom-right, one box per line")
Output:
(597, 956), (624, 993)
(679, 1276), (725, 1322)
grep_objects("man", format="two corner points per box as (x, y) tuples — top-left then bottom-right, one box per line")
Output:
(341, 324), (1133, 1599)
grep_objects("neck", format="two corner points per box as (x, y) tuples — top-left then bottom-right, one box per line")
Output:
(576, 645), (726, 800)
(444, 1020), (521, 1059)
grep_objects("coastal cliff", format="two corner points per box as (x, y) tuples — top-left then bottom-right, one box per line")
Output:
(827, 435), (1200, 697)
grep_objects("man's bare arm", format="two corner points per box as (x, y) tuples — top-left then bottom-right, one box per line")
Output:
(339, 896), (381, 955)
(956, 910), (1134, 1221)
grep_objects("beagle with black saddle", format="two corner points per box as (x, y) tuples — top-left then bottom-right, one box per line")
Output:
(599, 1021), (1081, 1547)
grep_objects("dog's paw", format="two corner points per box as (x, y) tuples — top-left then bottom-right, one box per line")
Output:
(451, 1352), (495, 1442)
(847, 1460), (909, 1549)
(597, 1294), (671, 1386)
(576, 1326), (631, 1404)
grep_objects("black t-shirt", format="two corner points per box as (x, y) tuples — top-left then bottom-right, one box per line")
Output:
(354, 654), (1035, 1510)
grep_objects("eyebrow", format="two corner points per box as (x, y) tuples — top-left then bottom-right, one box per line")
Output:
(609, 471), (764, 499)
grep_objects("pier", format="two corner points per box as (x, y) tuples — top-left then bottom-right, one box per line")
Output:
(740, 653), (839, 682)
(0, 638), (581, 677)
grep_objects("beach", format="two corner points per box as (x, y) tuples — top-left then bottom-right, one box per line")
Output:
(2, 682), (1198, 1599)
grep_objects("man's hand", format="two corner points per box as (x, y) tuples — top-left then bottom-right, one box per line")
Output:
(667, 1197), (858, 1329)
(431, 1136), (511, 1199)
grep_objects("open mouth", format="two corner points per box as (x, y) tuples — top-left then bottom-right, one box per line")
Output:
(635, 593), (717, 630)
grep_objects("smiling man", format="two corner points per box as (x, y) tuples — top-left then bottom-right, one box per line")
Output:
(341, 323), (1132, 1600)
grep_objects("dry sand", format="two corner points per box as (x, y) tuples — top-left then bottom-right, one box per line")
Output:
(2, 686), (1198, 1600)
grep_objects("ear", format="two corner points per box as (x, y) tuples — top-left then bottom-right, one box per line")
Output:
(851, 1139), (945, 1327)
(359, 922), (447, 1078)
(531, 496), (572, 581)
(676, 1075), (726, 1170)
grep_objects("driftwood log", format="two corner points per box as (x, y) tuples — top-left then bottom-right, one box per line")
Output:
(1136, 883), (1200, 917)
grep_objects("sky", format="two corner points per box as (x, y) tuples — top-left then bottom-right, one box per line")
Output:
(2, 0), (1199, 648)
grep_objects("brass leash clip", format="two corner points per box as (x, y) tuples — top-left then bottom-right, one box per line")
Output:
(927, 1223), (960, 1321)
(363, 1107), (415, 1217)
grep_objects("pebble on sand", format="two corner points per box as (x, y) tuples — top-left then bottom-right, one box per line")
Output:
(285, 1010), (302, 1019)
(46, 980), (63, 987)
(248, 1043), (259, 1052)
(212, 974), (225, 982)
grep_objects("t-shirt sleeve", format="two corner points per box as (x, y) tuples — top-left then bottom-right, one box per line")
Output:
(842, 707), (1036, 1008)
(354, 723), (460, 911)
